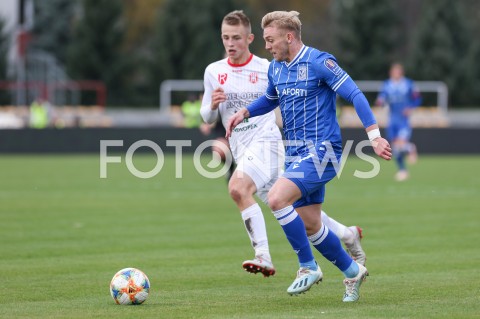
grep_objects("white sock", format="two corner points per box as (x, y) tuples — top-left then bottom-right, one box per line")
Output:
(320, 210), (353, 244)
(241, 203), (270, 257)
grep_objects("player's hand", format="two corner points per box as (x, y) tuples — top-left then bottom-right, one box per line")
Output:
(403, 108), (413, 117)
(374, 98), (384, 107)
(371, 137), (392, 160)
(225, 108), (249, 139)
(199, 123), (211, 136)
(211, 88), (226, 110)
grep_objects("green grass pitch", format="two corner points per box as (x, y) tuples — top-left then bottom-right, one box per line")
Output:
(0, 153), (479, 318)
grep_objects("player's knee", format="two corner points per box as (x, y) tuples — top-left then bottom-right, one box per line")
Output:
(267, 190), (287, 211)
(228, 179), (248, 203)
(212, 147), (226, 162)
(212, 138), (229, 161)
(303, 220), (321, 236)
(228, 184), (242, 203)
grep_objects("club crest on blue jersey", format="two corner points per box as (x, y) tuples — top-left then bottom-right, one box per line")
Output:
(298, 64), (308, 81)
(324, 59), (342, 76)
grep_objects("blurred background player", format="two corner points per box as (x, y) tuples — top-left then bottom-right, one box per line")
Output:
(202, 10), (366, 279)
(376, 63), (421, 181)
(29, 97), (53, 129)
(181, 92), (203, 129)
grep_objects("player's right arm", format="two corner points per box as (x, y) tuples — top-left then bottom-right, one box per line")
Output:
(375, 81), (388, 107)
(200, 69), (225, 124)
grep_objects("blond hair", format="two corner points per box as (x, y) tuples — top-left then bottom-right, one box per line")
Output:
(261, 11), (302, 38)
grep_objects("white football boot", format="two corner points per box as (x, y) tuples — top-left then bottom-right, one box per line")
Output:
(242, 255), (276, 277)
(287, 265), (323, 295)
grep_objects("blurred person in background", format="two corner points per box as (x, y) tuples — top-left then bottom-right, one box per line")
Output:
(376, 63), (421, 181)
(29, 97), (53, 129)
(181, 92), (203, 128)
(203, 10), (367, 283)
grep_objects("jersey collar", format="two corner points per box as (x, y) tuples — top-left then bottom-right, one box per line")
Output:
(228, 53), (253, 67)
(285, 45), (307, 68)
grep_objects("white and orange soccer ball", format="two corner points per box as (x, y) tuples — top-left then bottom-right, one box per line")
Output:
(110, 267), (150, 305)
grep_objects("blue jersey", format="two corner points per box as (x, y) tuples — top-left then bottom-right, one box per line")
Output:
(378, 77), (421, 126)
(248, 46), (376, 160)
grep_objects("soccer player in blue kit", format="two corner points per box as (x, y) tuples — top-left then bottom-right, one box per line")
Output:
(226, 11), (392, 302)
(376, 63), (421, 181)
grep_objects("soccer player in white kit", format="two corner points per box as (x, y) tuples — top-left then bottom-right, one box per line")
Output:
(201, 10), (365, 277)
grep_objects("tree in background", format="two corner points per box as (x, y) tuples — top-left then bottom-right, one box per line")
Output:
(332, 0), (400, 80)
(465, 41), (480, 107)
(22, 0), (479, 108)
(121, 0), (164, 106)
(123, 0), (165, 51)
(463, 0), (480, 106)
(149, 0), (238, 104)
(243, 0), (335, 58)
(30, 0), (76, 65)
(67, 0), (132, 106)
(0, 16), (10, 105)
(407, 0), (471, 107)
(0, 16), (8, 79)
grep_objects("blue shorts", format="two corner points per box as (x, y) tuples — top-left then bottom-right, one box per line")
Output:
(283, 151), (338, 208)
(387, 122), (412, 141)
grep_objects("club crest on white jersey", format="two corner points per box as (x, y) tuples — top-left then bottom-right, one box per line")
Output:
(218, 73), (228, 84)
(249, 72), (258, 84)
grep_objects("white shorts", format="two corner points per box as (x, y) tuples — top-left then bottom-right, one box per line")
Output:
(235, 140), (284, 204)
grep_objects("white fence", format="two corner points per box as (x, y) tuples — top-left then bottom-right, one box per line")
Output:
(160, 79), (449, 113)
(355, 81), (449, 113)
(159, 80), (204, 114)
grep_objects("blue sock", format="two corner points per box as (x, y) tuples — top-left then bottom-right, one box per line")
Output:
(273, 206), (315, 266)
(300, 260), (318, 271)
(343, 261), (359, 278)
(309, 224), (356, 276)
(393, 147), (406, 171)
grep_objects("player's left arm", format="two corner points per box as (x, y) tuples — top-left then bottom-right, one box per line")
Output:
(408, 80), (422, 109)
(317, 57), (392, 160)
(402, 80), (422, 117)
(344, 90), (392, 160)
(409, 80), (422, 107)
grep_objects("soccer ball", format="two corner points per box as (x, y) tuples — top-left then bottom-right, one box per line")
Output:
(110, 267), (150, 305)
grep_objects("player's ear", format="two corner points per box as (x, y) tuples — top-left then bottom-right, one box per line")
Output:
(248, 33), (254, 44)
(286, 32), (293, 44)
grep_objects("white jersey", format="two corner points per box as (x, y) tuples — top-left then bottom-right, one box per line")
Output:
(201, 54), (281, 160)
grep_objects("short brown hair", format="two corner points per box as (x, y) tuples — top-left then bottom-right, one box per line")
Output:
(223, 10), (251, 33)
